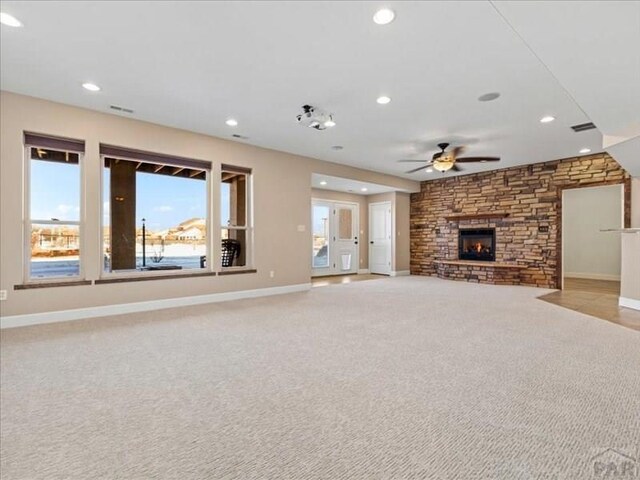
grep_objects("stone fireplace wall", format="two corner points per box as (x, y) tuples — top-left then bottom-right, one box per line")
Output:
(410, 153), (631, 288)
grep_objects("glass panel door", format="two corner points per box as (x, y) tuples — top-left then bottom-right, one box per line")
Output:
(312, 203), (330, 269)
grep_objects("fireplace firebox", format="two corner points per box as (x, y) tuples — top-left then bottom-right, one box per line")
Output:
(458, 228), (495, 261)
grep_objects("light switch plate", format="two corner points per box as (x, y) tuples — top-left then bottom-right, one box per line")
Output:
(0, 290), (7, 301)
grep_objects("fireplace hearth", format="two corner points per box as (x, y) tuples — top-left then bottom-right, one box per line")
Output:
(459, 228), (495, 261)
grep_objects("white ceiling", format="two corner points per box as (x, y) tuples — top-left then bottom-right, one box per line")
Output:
(311, 174), (399, 196)
(1, 1), (636, 180)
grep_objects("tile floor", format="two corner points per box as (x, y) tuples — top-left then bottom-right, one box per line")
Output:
(538, 278), (640, 331)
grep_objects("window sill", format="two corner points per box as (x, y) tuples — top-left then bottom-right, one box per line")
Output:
(218, 268), (257, 276)
(95, 271), (217, 284)
(14, 280), (92, 290)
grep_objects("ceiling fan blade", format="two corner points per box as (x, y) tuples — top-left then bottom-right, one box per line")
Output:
(451, 164), (463, 172)
(398, 159), (428, 163)
(452, 146), (465, 158)
(455, 156), (501, 163)
(406, 165), (431, 174)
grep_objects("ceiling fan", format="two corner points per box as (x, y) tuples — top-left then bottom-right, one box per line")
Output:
(399, 143), (500, 173)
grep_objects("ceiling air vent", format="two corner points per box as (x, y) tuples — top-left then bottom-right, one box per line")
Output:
(570, 122), (596, 132)
(110, 105), (134, 114)
(231, 134), (249, 140)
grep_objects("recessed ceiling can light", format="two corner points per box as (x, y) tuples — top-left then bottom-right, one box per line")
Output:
(361, 187), (368, 192)
(82, 82), (101, 92)
(478, 92), (500, 102)
(540, 115), (555, 123)
(225, 119), (238, 127)
(319, 181), (327, 186)
(579, 148), (591, 154)
(0, 12), (22, 27)
(373, 8), (395, 25)
(376, 96), (391, 105)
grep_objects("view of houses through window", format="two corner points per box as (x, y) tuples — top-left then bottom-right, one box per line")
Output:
(26, 136), (253, 281)
(221, 168), (249, 267)
(102, 157), (208, 273)
(28, 145), (82, 279)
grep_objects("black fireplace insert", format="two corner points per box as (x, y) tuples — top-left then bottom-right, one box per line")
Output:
(458, 228), (495, 261)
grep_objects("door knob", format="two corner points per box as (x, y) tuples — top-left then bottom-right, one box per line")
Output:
(354, 241), (358, 245)
(370, 241), (374, 244)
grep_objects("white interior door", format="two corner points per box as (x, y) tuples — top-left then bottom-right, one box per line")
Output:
(369, 202), (392, 275)
(312, 200), (359, 276)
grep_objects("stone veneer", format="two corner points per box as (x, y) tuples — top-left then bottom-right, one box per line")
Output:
(410, 153), (631, 289)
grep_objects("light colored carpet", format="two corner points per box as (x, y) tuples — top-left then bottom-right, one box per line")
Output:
(1, 276), (639, 480)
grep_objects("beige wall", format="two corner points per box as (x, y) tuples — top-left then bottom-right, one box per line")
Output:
(620, 234), (640, 305)
(632, 178), (640, 228)
(311, 189), (368, 269)
(0, 92), (419, 316)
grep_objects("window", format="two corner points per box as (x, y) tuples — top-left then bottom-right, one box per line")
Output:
(221, 165), (252, 268)
(101, 145), (209, 274)
(25, 133), (84, 280)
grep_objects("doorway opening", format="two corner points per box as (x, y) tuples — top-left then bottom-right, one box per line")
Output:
(311, 200), (359, 277)
(561, 184), (624, 295)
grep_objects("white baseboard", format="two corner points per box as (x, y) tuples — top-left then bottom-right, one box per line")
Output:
(358, 269), (370, 274)
(619, 297), (640, 311)
(564, 272), (621, 281)
(0, 283), (312, 330)
(390, 270), (410, 277)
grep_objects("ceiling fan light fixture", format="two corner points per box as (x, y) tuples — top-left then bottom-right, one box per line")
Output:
(433, 161), (454, 172)
(426, 167), (433, 173)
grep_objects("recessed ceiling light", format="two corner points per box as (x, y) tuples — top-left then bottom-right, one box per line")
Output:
(478, 92), (500, 102)
(82, 82), (101, 92)
(0, 12), (22, 27)
(426, 168), (433, 173)
(540, 115), (555, 123)
(579, 148), (591, 154)
(376, 96), (391, 105)
(319, 181), (327, 186)
(225, 119), (238, 127)
(373, 8), (395, 25)
(324, 119), (336, 128)
(361, 187), (368, 192)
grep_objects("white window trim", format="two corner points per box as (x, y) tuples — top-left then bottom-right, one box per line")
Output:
(220, 169), (254, 271)
(99, 154), (213, 278)
(23, 145), (85, 284)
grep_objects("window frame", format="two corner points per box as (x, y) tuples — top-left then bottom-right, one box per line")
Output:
(99, 151), (212, 279)
(220, 166), (254, 271)
(23, 143), (85, 284)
